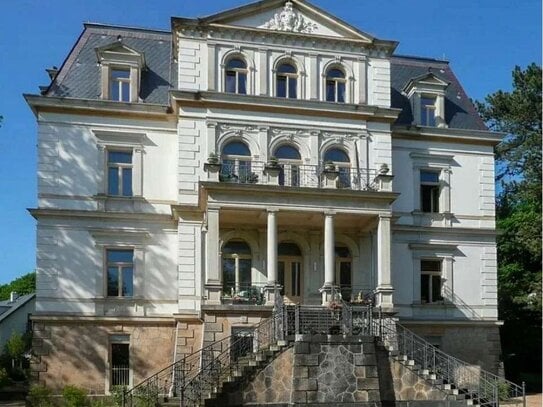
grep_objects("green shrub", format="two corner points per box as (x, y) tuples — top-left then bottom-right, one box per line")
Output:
(110, 386), (126, 406)
(62, 385), (89, 407)
(28, 384), (53, 407)
(0, 367), (9, 388)
(89, 397), (116, 407)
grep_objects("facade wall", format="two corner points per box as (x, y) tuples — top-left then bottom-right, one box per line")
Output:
(0, 298), (35, 349)
(32, 320), (175, 393)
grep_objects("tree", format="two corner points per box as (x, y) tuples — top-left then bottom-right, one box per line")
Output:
(0, 272), (36, 301)
(476, 64), (542, 390)
(5, 332), (25, 370)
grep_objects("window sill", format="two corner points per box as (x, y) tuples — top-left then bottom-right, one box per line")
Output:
(95, 194), (145, 201)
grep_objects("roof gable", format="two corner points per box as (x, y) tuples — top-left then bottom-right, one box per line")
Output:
(193, 0), (376, 42)
(95, 42), (146, 67)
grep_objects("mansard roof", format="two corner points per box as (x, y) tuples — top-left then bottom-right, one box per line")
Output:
(44, 23), (176, 105)
(391, 56), (487, 131)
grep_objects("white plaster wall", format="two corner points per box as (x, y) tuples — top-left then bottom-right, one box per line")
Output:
(0, 298), (35, 349)
(367, 57), (391, 107)
(35, 218), (178, 316)
(36, 113), (177, 213)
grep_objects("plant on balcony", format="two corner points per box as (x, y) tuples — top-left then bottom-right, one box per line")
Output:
(323, 160), (336, 172)
(246, 172), (259, 184)
(266, 156), (280, 168)
(207, 152), (220, 164)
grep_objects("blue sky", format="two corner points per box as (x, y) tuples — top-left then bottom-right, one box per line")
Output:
(0, 0), (540, 284)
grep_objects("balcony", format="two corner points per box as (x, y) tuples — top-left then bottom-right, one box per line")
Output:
(204, 160), (392, 192)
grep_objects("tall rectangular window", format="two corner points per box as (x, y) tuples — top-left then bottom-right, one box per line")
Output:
(108, 151), (133, 197)
(420, 170), (440, 213)
(110, 69), (131, 102)
(107, 249), (134, 297)
(110, 335), (130, 387)
(421, 259), (443, 304)
(421, 97), (436, 126)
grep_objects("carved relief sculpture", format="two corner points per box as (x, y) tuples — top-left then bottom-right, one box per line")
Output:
(262, 1), (318, 33)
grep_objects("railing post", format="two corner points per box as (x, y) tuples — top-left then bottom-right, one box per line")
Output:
(121, 388), (125, 407)
(378, 306), (382, 338)
(522, 381), (526, 407)
(295, 304), (300, 335)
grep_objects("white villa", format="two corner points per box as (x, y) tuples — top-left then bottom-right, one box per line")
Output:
(25, 0), (504, 396)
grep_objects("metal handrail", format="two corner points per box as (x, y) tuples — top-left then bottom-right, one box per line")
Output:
(375, 310), (526, 406)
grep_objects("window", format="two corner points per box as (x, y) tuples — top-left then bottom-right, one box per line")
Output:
(278, 242), (302, 302)
(221, 141), (254, 183)
(222, 241), (252, 300)
(276, 63), (297, 98)
(326, 68), (346, 103)
(110, 335), (130, 387)
(420, 259), (443, 304)
(106, 249), (134, 297)
(274, 144), (301, 187)
(421, 97), (437, 126)
(107, 150), (133, 196)
(225, 58), (247, 94)
(110, 69), (131, 102)
(324, 148), (351, 188)
(420, 170), (440, 213)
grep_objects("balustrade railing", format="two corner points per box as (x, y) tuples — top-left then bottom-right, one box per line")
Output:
(220, 282), (267, 305)
(217, 160), (378, 191)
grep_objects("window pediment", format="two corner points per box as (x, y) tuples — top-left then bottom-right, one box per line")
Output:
(96, 43), (145, 68)
(403, 72), (449, 96)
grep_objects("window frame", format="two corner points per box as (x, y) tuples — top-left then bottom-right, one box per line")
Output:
(224, 58), (248, 95)
(107, 149), (134, 197)
(109, 68), (131, 102)
(275, 62), (298, 99)
(274, 144), (302, 187)
(221, 240), (253, 297)
(420, 259), (444, 304)
(420, 169), (441, 213)
(106, 248), (134, 298)
(323, 147), (352, 188)
(220, 140), (253, 183)
(108, 334), (131, 391)
(325, 67), (347, 103)
(420, 96), (437, 127)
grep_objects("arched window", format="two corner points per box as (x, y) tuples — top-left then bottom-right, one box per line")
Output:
(278, 242), (303, 302)
(225, 58), (247, 94)
(276, 63), (297, 99)
(324, 147), (351, 188)
(325, 68), (346, 103)
(274, 144), (301, 187)
(221, 141), (254, 184)
(222, 240), (253, 301)
(335, 246), (352, 301)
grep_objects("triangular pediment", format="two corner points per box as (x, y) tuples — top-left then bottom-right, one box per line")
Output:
(198, 0), (375, 43)
(403, 72), (449, 94)
(95, 42), (145, 67)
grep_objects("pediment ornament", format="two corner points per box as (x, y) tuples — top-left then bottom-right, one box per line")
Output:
(263, 2), (318, 33)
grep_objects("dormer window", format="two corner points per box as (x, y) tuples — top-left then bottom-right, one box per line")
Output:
(110, 69), (131, 102)
(420, 96), (436, 126)
(403, 72), (449, 128)
(96, 42), (145, 103)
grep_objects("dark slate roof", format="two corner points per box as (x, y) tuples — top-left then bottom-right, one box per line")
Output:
(46, 24), (176, 105)
(0, 294), (35, 323)
(390, 55), (487, 130)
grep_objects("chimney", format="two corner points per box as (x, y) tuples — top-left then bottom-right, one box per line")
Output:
(10, 291), (19, 303)
(46, 66), (59, 80)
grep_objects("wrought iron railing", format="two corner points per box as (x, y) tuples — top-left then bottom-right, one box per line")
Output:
(374, 310), (526, 406)
(218, 160), (378, 191)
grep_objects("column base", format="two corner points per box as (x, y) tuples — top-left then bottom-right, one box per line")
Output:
(204, 283), (222, 305)
(319, 284), (339, 305)
(263, 284), (282, 306)
(375, 285), (394, 312)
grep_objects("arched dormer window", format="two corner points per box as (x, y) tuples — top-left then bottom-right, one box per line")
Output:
(325, 68), (346, 103)
(221, 140), (254, 184)
(225, 58), (247, 95)
(276, 63), (297, 99)
(274, 144), (301, 187)
(324, 147), (351, 188)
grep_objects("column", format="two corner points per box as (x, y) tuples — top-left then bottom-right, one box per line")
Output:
(267, 210), (278, 284)
(375, 213), (394, 310)
(324, 212), (335, 285)
(264, 209), (278, 305)
(205, 207), (221, 304)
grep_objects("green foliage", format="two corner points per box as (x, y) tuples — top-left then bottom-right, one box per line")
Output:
(0, 367), (8, 388)
(476, 63), (542, 391)
(28, 384), (53, 407)
(110, 386), (126, 406)
(0, 272), (36, 300)
(5, 331), (25, 360)
(62, 385), (89, 407)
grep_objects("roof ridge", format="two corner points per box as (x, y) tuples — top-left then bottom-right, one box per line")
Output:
(392, 54), (449, 64)
(84, 22), (171, 35)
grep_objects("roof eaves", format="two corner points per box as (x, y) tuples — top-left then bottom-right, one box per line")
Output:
(0, 294), (36, 324)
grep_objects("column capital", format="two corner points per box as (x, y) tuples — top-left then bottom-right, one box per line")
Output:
(378, 213), (393, 220)
(323, 210), (336, 217)
(267, 208), (279, 214)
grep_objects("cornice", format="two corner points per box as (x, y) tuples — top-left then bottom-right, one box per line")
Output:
(392, 125), (504, 146)
(31, 314), (176, 324)
(28, 208), (175, 223)
(392, 224), (497, 237)
(24, 94), (172, 120)
(171, 90), (401, 123)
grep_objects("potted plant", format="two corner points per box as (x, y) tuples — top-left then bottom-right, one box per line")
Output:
(267, 156), (280, 168)
(323, 160), (336, 172)
(207, 152), (220, 164)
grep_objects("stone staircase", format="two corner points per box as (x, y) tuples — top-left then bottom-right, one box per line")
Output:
(122, 304), (525, 407)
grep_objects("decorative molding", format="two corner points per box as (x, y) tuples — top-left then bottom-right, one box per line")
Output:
(262, 2), (318, 34)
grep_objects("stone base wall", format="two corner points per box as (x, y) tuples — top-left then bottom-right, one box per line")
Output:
(403, 323), (502, 373)
(201, 308), (272, 346)
(174, 318), (203, 360)
(32, 319), (176, 394)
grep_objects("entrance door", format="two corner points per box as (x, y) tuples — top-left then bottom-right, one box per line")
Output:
(278, 259), (302, 304)
(336, 246), (352, 302)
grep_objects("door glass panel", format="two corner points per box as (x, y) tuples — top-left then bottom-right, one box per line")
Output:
(239, 259), (252, 287)
(278, 261), (285, 296)
(223, 258), (236, 295)
(339, 261), (351, 301)
(291, 262), (301, 297)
